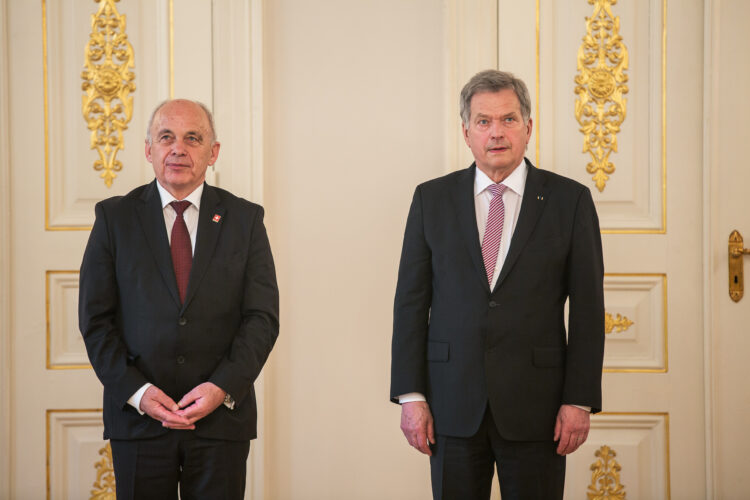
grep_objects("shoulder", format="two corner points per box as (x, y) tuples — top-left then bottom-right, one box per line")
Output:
(205, 184), (265, 216)
(415, 166), (472, 196)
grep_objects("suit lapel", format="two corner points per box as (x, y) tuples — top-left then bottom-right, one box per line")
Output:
(494, 160), (549, 291)
(450, 164), (491, 293)
(136, 181), (182, 307)
(182, 184), (225, 310)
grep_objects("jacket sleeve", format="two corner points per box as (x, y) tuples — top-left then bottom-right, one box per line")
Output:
(390, 186), (433, 403)
(208, 206), (280, 404)
(562, 187), (605, 413)
(79, 202), (150, 408)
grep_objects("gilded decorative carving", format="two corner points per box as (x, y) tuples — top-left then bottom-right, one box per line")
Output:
(90, 442), (116, 500)
(605, 312), (634, 334)
(81, 0), (135, 187)
(574, 0), (629, 192)
(587, 445), (627, 500)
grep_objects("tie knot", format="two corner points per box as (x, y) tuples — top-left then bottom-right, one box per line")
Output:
(170, 200), (191, 216)
(488, 183), (507, 197)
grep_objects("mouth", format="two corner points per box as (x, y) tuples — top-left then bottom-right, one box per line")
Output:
(487, 145), (509, 153)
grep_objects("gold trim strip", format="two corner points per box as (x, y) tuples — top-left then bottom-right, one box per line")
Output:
(46, 270), (91, 370)
(594, 411), (671, 499)
(602, 273), (668, 373)
(46, 409), (104, 500)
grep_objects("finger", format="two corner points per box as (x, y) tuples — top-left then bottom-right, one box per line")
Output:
(427, 419), (436, 445)
(553, 416), (562, 441)
(415, 431), (431, 455)
(177, 391), (199, 409)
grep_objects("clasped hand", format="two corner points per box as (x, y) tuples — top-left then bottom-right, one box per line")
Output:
(139, 382), (226, 430)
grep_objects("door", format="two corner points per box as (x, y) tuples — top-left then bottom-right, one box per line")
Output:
(1, 1), (263, 498)
(448, 0), (708, 497)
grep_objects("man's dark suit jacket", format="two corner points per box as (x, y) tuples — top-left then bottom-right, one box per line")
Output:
(79, 180), (279, 442)
(391, 160), (604, 441)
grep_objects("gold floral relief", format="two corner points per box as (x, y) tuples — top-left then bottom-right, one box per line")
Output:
(81, 0), (135, 188)
(605, 312), (634, 334)
(90, 442), (116, 499)
(587, 445), (627, 500)
(574, 0), (629, 192)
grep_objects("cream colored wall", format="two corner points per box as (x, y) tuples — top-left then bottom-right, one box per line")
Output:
(262, 1), (445, 498)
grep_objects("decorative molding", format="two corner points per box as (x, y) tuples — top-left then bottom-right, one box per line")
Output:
(567, 412), (670, 500)
(605, 312), (634, 334)
(603, 273), (668, 373)
(574, 0), (629, 192)
(587, 445), (627, 499)
(47, 409), (106, 500)
(89, 443), (115, 500)
(46, 271), (90, 370)
(81, 0), (136, 188)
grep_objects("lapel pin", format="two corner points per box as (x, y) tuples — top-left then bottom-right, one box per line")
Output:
(537, 195), (544, 201)
(212, 214), (222, 223)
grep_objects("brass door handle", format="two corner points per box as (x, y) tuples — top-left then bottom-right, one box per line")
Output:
(729, 230), (750, 302)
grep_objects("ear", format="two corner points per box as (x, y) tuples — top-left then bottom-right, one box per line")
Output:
(462, 122), (470, 147)
(525, 118), (533, 144)
(209, 141), (221, 166)
(145, 140), (152, 162)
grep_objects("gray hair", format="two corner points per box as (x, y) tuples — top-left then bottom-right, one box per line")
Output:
(459, 70), (531, 126)
(145, 99), (218, 145)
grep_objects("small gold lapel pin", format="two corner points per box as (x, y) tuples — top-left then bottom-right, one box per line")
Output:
(537, 195), (544, 201)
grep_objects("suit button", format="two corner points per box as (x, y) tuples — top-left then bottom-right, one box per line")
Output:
(178, 317), (187, 326)
(177, 355), (185, 364)
(489, 301), (498, 308)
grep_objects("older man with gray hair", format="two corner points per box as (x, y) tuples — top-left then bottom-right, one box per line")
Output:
(80, 99), (279, 499)
(391, 70), (605, 499)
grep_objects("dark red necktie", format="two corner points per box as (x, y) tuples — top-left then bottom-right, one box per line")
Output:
(170, 200), (192, 304)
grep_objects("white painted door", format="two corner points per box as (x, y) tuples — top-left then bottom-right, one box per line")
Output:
(446, 0), (709, 497)
(1, 1), (262, 498)
(707, 1), (750, 498)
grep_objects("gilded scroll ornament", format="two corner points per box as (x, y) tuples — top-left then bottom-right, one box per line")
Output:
(587, 445), (627, 500)
(81, 0), (135, 188)
(574, 0), (629, 192)
(605, 312), (634, 334)
(90, 442), (116, 500)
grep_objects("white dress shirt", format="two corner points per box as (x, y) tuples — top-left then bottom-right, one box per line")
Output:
(126, 181), (203, 414)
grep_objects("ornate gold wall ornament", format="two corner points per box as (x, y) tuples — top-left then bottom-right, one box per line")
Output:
(605, 312), (634, 334)
(90, 442), (116, 499)
(574, 0), (629, 192)
(81, 0), (135, 188)
(587, 445), (627, 500)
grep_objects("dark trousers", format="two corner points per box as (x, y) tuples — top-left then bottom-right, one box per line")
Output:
(430, 407), (565, 500)
(110, 430), (251, 500)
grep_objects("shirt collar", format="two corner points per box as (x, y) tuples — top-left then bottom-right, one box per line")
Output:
(474, 159), (528, 197)
(155, 181), (204, 210)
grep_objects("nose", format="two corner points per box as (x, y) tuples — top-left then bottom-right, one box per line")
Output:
(489, 119), (504, 139)
(171, 138), (187, 155)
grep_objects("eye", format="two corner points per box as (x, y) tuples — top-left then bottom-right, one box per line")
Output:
(478, 119), (489, 125)
(159, 134), (173, 142)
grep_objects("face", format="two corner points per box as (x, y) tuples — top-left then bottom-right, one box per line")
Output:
(145, 100), (220, 199)
(462, 89), (532, 182)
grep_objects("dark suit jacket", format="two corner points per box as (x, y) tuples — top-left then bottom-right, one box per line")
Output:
(391, 160), (604, 441)
(79, 180), (279, 442)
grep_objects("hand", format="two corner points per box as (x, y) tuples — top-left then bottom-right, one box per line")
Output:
(400, 401), (435, 456)
(140, 385), (195, 429)
(175, 382), (226, 425)
(554, 404), (590, 455)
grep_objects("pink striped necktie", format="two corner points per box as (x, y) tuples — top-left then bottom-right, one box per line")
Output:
(170, 200), (192, 304)
(481, 183), (507, 286)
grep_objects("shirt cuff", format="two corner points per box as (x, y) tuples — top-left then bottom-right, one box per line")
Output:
(127, 382), (153, 415)
(572, 404), (591, 412)
(398, 392), (426, 404)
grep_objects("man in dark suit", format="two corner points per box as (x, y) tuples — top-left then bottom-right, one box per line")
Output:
(79, 99), (279, 500)
(391, 70), (604, 499)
